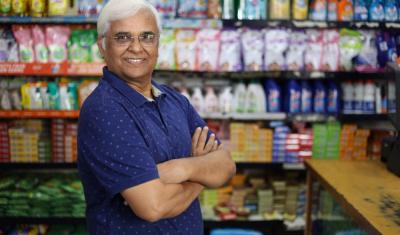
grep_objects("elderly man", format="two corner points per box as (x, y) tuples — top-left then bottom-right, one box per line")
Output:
(77, 0), (236, 234)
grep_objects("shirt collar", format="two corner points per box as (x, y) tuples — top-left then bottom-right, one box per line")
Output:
(102, 67), (165, 107)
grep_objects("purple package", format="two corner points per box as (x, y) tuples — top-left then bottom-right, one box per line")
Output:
(241, 28), (264, 71)
(286, 30), (307, 71)
(218, 29), (242, 71)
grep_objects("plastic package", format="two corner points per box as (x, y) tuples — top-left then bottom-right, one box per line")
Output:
(175, 30), (197, 70)
(12, 25), (34, 62)
(369, 0), (385, 21)
(208, 0), (221, 18)
(338, 0), (354, 21)
(321, 30), (340, 71)
(32, 25), (48, 63)
(148, 0), (176, 18)
(157, 29), (176, 70)
(286, 30), (307, 71)
(178, 0), (208, 18)
(384, 0), (398, 21)
(48, 0), (68, 16)
(305, 30), (323, 71)
(375, 31), (397, 68)
(218, 30), (242, 71)
(309, 0), (327, 20)
(246, 81), (266, 113)
(354, 30), (378, 71)
(264, 29), (289, 71)
(45, 26), (70, 63)
(78, 0), (97, 16)
(196, 29), (220, 71)
(11, 0), (27, 16)
(269, 0), (290, 19)
(327, 0), (338, 20)
(219, 87), (233, 113)
(29, 0), (46, 17)
(339, 29), (362, 71)
(241, 29), (264, 71)
(68, 29), (97, 63)
(0, 0), (12, 15)
(293, 0), (309, 19)
(354, 0), (369, 20)
(0, 28), (18, 62)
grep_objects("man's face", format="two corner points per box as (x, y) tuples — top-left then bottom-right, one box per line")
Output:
(98, 9), (159, 82)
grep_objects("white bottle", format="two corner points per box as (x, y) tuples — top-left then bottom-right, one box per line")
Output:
(375, 84), (382, 114)
(219, 87), (233, 113)
(191, 87), (204, 113)
(363, 81), (375, 114)
(180, 87), (191, 102)
(353, 81), (364, 114)
(246, 82), (267, 113)
(204, 87), (219, 113)
(342, 81), (354, 114)
(233, 82), (247, 113)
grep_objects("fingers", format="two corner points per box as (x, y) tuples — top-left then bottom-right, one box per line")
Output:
(192, 127), (202, 149)
(218, 143), (224, 150)
(197, 126), (208, 150)
(204, 133), (215, 153)
(211, 140), (219, 151)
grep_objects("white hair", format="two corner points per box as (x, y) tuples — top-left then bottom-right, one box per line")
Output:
(97, 0), (162, 47)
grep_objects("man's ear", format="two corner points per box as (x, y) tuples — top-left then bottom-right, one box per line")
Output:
(97, 37), (106, 58)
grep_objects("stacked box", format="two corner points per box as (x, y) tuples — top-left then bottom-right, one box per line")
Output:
(296, 184), (306, 218)
(273, 126), (290, 162)
(325, 122), (341, 159)
(258, 189), (274, 215)
(285, 134), (300, 163)
(230, 189), (247, 208)
(9, 128), (39, 162)
(285, 185), (299, 217)
(258, 129), (273, 162)
(0, 122), (10, 162)
(52, 119), (65, 163)
(272, 180), (286, 214)
(369, 131), (391, 160)
(339, 124), (357, 160)
(230, 123), (245, 162)
(352, 129), (370, 160)
(64, 123), (78, 163)
(298, 134), (313, 162)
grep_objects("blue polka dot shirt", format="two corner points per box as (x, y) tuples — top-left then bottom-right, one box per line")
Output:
(78, 68), (207, 235)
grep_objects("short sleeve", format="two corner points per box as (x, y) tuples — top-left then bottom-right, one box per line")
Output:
(78, 105), (159, 198)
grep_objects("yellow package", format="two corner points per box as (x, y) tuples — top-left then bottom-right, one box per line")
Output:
(11, 0), (27, 16)
(29, 0), (46, 17)
(292, 0), (309, 20)
(269, 0), (290, 19)
(48, 0), (68, 16)
(20, 83), (30, 110)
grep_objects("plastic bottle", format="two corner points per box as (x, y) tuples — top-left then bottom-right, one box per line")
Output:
(180, 87), (191, 101)
(246, 81), (266, 113)
(384, 0), (398, 21)
(204, 87), (219, 113)
(191, 87), (205, 113)
(327, 81), (339, 114)
(265, 80), (282, 112)
(369, 0), (385, 21)
(341, 81), (354, 113)
(363, 80), (375, 113)
(375, 83), (382, 114)
(301, 81), (313, 113)
(338, 0), (354, 21)
(313, 81), (326, 113)
(310, 0), (327, 20)
(285, 80), (301, 113)
(354, 0), (369, 20)
(233, 82), (247, 113)
(328, 0), (338, 20)
(353, 81), (364, 113)
(219, 87), (233, 113)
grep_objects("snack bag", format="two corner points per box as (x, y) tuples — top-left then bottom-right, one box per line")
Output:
(286, 30), (307, 71)
(48, 0), (68, 16)
(12, 25), (34, 62)
(157, 29), (176, 70)
(304, 29), (323, 71)
(196, 29), (220, 71)
(321, 30), (340, 71)
(218, 29), (242, 71)
(270, 0), (290, 19)
(178, 0), (207, 18)
(264, 29), (289, 71)
(339, 29), (363, 71)
(32, 25), (48, 63)
(241, 29), (264, 71)
(175, 30), (197, 70)
(46, 26), (70, 63)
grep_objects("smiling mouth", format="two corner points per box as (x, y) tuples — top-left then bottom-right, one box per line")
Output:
(125, 58), (146, 64)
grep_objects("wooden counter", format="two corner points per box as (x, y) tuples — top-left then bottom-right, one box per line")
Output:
(304, 159), (400, 235)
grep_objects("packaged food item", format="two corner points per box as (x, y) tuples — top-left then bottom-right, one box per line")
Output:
(157, 29), (176, 70)
(148, 0), (176, 18)
(11, 0), (27, 16)
(338, 0), (354, 21)
(12, 25), (34, 62)
(208, 0), (221, 18)
(78, 0), (97, 16)
(241, 29), (264, 71)
(0, 0), (12, 15)
(196, 29), (220, 71)
(264, 29), (289, 71)
(178, 0), (208, 18)
(354, 30), (378, 71)
(327, 0), (338, 20)
(218, 29), (242, 71)
(32, 25), (48, 63)
(48, 0), (68, 16)
(286, 30), (307, 71)
(45, 26), (70, 63)
(309, 0), (327, 20)
(304, 30), (323, 71)
(354, 0), (368, 20)
(175, 30), (197, 70)
(292, 0), (309, 19)
(321, 30), (340, 71)
(369, 0), (384, 21)
(339, 29), (362, 71)
(29, 0), (45, 17)
(384, 0), (398, 21)
(269, 0), (290, 19)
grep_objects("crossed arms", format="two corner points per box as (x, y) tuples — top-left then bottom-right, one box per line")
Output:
(121, 127), (236, 222)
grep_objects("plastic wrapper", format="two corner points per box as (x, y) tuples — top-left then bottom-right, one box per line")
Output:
(178, 0), (207, 18)
(269, 0), (290, 19)
(304, 30), (323, 71)
(175, 29), (197, 70)
(321, 30), (340, 71)
(265, 29), (289, 71)
(241, 29), (264, 71)
(68, 29), (97, 63)
(354, 0), (368, 20)
(0, 27), (18, 62)
(218, 29), (242, 71)
(148, 0), (176, 18)
(207, 0), (221, 18)
(157, 29), (176, 70)
(339, 29), (362, 71)
(286, 30), (307, 71)
(196, 29), (220, 71)
(12, 25), (34, 62)
(354, 31), (378, 71)
(369, 0), (384, 21)
(45, 26), (70, 63)
(32, 25), (48, 63)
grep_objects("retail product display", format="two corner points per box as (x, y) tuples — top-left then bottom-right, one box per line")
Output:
(0, 224), (88, 235)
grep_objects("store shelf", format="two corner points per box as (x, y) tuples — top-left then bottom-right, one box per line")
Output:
(236, 162), (305, 170)
(0, 163), (77, 170)
(204, 219), (282, 229)
(339, 114), (389, 122)
(0, 62), (104, 76)
(200, 112), (286, 120)
(0, 110), (79, 119)
(0, 217), (85, 225)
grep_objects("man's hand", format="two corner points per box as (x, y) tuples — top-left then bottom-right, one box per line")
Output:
(191, 126), (219, 156)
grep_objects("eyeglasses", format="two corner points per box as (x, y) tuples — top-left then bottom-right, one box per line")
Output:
(111, 32), (159, 47)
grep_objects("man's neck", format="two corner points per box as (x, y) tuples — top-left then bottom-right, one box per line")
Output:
(126, 80), (153, 99)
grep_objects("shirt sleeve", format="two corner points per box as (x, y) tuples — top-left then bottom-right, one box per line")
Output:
(78, 104), (159, 199)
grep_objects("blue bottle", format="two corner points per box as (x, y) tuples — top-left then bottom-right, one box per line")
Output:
(384, 0), (398, 21)
(327, 81), (340, 114)
(285, 80), (301, 113)
(300, 80), (313, 113)
(265, 80), (282, 112)
(354, 0), (369, 20)
(314, 81), (326, 113)
(369, 0), (385, 21)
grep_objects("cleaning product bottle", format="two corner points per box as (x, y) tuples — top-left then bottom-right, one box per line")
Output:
(233, 82), (247, 113)
(180, 87), (191, 101)
(338, 0), (354, 21)
(310, 0), (327, 20)
(341, 81), (354, 113)
(191, 87), (205, 113)
(255, 81), (267, 112)
(204, 86), (219, 113)
(354, 0), (369, 20)
(293, 0), (309, 20)
(353, 81), (364, 113)
(219, 86), (233, 114)
(246, 80), (266, 113)
(327, 81), (339, 114)
(369, 0), (385, 21)
(328, 0), (338, 20)
(265, 80), (281, 112)
(313, 80), (326, 113)
(363, 80), (375, 113)
(301, 80), (313, 113)
(285, 79), (301, 113)
(384, 0), (398, 21)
